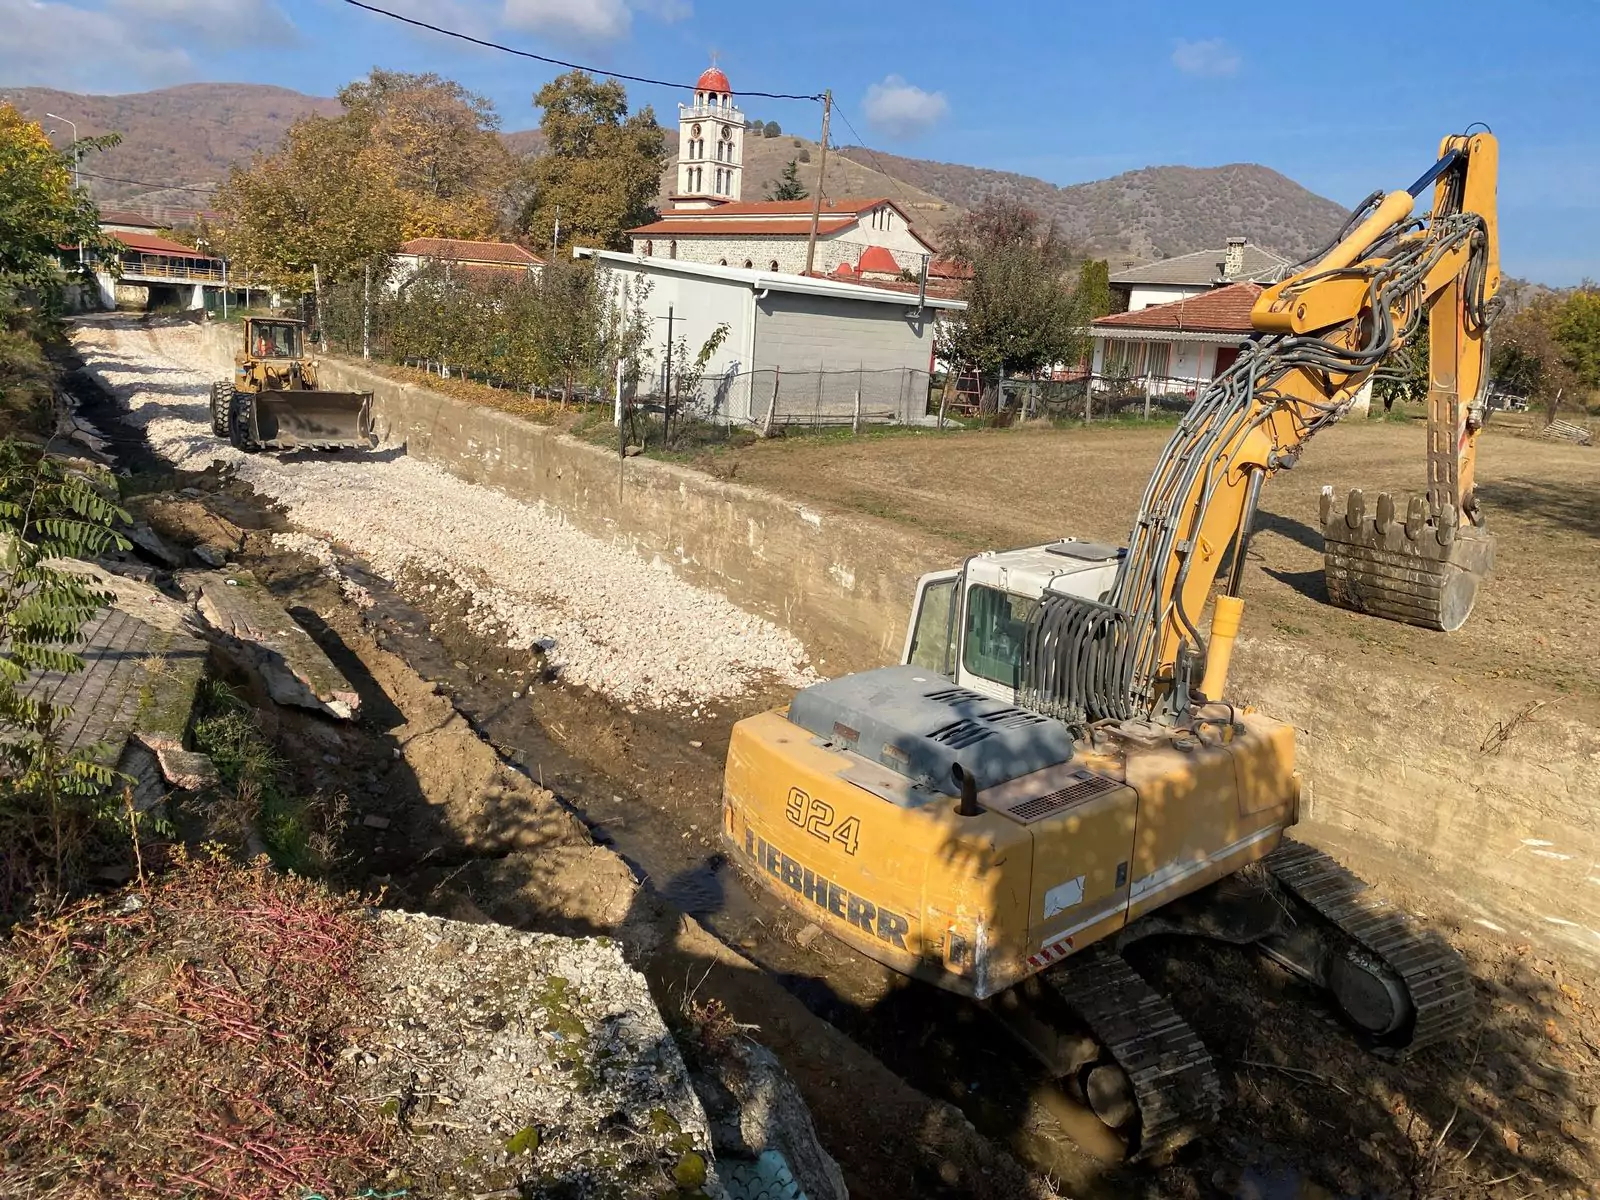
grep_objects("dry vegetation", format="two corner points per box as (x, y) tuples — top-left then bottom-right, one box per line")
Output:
(0, 856), (388, 1200)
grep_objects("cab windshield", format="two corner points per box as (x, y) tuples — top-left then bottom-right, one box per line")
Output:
(250, 321), (302, 359)
(962, 584), (1040, 688)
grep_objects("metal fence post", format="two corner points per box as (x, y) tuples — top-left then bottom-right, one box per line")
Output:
(1143, 378), (1152, 421)
(762, 367), (781, 437)
(853, 364), (862, 435)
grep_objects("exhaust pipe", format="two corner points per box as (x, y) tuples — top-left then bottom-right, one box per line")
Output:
(952, 763), (982, 817)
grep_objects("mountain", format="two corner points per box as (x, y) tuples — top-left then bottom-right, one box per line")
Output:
(832, 149), (1349, 263)
(2, 83), (1345, 263)
(0, 83), (340, 208)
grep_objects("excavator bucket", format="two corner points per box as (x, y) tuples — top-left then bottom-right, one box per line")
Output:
(236, 389), (375, 452)
(1320, 487), (1494, 632)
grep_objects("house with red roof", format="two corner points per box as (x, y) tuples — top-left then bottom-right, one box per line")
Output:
(393, 237), (544, 285)
(627, 65), (939, 278)
(1089, 281), (1372, 412)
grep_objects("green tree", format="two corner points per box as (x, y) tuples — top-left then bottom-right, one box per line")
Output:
(337, 69), (515, 239)
(520, 72), (667, 251)
(1553, 286), (1600, 389)
(763, 121), (781, 138)
(534, 256), (606, 403)
(765, 159), (808, 202)
(1073, 259), (1112, 323)
(936, 199), (1083, 402)
(218, 114), (409, 292)
(0, 104), (119, 301)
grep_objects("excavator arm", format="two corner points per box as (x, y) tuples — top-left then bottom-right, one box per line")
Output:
(1021, 131), (1501, 725)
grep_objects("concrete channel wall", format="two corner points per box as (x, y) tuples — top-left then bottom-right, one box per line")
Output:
(197, 324), (1600, 962)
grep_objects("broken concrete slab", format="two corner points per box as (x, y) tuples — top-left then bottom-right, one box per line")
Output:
(192, 544), (228, 567)
(185, 568), (360, 720)
(123, 521), (184, 568)
(360, 910), (726, 1199)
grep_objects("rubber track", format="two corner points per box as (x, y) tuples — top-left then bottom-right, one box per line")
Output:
(1265, 840), (1475, 1054)
(1048, 947), (1221, 1161)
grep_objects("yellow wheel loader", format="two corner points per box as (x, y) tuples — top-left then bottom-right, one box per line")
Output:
(210, 318), (374, 453)
(724, 132), (1502, 1160)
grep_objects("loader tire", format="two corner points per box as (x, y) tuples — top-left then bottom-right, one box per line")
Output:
(228, 390), (260, 453)
(209, 382), (231, 438)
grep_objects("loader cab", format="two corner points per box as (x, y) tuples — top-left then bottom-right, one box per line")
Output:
(246, 319), (304, 361)
(903, 539), (1124, 703)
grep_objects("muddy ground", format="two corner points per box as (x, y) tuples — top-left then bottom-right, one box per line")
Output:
(692, 418), (1600, 699)
(116, 456), (1598, 1200)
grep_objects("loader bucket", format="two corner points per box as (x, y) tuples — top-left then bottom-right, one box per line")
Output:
(1320, 487), (1494, 632)
(249, 390), (374, 452)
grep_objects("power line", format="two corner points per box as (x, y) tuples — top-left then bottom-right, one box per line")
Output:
(829, 104), (925, 231)
(80, 170), (218, 194)
(342, 0), (824, 101)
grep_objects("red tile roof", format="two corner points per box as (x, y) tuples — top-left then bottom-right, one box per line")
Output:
(400, 238), (543, 266)
(855, 245), (901, 275)
(112, 231), (216, 259)
(928, 256), (973, 280)
(629, 217), (857, 238)
(1093, 281), (1264, 335)
(696, 66), (732, 93)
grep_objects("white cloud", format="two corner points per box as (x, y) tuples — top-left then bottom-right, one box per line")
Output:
(111, 0), (296, 46)
(0, 0), (192, 89)
(0, 0), (295, 89)
(501, 0), (633, 43)
(861, 74), (948, 140)
(1171, 37), (1241, 78)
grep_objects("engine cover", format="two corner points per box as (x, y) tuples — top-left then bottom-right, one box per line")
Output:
(786, 665), (1077, 792)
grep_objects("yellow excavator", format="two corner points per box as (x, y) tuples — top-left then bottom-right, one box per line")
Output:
(723, 131), (1500, 1158)
(209, 317), (374, 453)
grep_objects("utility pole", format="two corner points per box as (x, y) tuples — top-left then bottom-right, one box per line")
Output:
(659, 306), (676, 444)
(803, 89), (832, 278)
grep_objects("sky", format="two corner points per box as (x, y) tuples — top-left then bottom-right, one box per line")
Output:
(2, 0), (1597, 283)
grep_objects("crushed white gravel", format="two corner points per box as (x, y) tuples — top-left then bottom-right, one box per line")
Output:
(73, 318), (816, 708)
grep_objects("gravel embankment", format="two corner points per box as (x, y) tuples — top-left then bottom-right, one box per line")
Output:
(72, 318), (815, 707)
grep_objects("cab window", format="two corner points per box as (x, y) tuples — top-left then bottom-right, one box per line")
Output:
(963, 585), (1040, 688)
(906, 576), (957, 676)
(251, 322), (301, 359)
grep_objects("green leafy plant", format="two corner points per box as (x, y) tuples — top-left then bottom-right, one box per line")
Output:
(0, 438), (131, 913)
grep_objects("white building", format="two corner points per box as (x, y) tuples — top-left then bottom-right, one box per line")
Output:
(576, 248), (964, 426)
(627, 65), (939, 278)
(1110, 238), (1293, 312)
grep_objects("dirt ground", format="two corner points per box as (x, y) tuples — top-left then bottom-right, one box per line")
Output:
(698, 417), (1600, 698)
(77, 351), (1600, 1199)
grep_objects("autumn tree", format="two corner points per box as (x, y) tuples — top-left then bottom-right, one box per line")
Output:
(218, 114), (408, 292)
(0, 104), (118, 300)
(519, 72), (666, 252)
(1493, 296), (1581, 421)
(936, 199), (1083, 398)
(337, 70), (515, 239)
(765, 160), (807, 202)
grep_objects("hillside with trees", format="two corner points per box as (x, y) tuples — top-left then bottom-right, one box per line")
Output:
(10, 82), (1348, 262)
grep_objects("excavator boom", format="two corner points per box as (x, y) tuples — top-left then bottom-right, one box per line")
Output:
(1022, 132), (1501, 723)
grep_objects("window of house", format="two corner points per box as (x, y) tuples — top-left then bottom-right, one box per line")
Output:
(718, 258), (728, 266)
(1145, 341), (1172, 381)
(962, 585), (1041, 688)
(669, 240), (678, 260)
(743, 260), (753, 269)
(1103, 339), (1147, 377)
(643, 240), (653, 256)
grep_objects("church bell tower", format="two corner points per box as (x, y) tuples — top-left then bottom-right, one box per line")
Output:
(675, 63), (745, 210)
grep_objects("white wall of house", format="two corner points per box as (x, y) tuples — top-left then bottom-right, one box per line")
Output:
(630, 205), (933, 278)
(1127, 282), (1209, 311)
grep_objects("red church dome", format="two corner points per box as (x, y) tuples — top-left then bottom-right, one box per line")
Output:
(696, 66), (731, 94)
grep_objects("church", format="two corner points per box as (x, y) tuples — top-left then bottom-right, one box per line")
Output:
(627, 66), (941, 279)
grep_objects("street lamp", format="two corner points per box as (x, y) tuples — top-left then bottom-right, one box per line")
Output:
(46, 113), (84, 270)
(45, 113), (79, 186)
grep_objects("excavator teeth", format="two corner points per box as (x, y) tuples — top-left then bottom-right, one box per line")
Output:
(1048, 948), (1221, 1162)
(1319, 487), (1495, 632)
(1265, 840), (1475, 1055)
